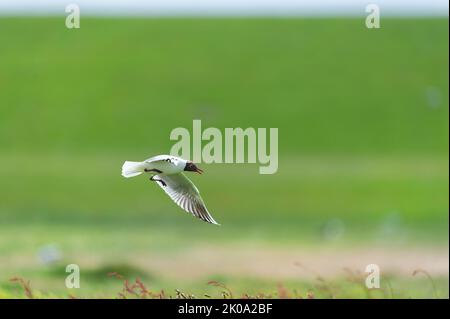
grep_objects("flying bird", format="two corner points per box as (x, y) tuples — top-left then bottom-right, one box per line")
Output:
(121, 155), (219, 225)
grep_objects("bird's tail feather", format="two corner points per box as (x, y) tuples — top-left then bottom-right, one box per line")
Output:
(122, 161), (144, 178)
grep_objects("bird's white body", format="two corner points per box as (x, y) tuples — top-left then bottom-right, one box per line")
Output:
(121, 154), (219, 225)
(122, 155), (187, 177)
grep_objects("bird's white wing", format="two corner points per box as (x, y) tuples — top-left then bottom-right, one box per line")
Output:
(153, 173), (219, 225)
(144, 154), (174, 163)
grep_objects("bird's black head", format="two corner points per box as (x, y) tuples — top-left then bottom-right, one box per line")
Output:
(184, 161), (203, 174)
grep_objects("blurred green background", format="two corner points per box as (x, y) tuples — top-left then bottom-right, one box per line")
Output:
(0, 18), (448, 298)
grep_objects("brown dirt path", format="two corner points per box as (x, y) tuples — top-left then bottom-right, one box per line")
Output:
(131, 246), (449, 280)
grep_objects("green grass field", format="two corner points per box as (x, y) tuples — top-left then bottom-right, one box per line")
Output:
(0, 17), (448, 298)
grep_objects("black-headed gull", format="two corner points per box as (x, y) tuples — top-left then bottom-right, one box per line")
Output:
(122, 155), (219, 225)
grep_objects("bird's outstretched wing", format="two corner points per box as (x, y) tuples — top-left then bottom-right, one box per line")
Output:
(153, 173), (219, 225)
